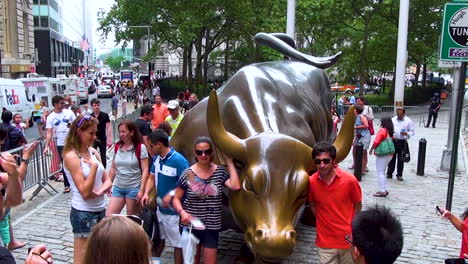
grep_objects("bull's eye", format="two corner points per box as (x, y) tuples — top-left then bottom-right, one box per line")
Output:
(243, 178), (257, 195)
(234, 160), (244, 171)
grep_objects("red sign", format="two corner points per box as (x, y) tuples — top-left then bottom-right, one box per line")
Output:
(30, 64), (36, 73)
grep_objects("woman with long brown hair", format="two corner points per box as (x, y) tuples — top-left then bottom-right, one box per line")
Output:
(107, 120), (149, 216)
(63, 115), (113, 264)
(84, 216), (152, 264)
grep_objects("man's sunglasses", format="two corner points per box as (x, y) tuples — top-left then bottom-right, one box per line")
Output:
(195, 149), (213, 156)
(314, 158), (332, 165)
(111, 214), (144, 226)
(345, 234), (353, 244)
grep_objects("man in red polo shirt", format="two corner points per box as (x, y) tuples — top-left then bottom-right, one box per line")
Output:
(309, 141), (362, 264)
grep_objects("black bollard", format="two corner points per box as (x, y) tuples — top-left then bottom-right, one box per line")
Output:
(354, 142), (364, 181)
(417, 138), (427, 176)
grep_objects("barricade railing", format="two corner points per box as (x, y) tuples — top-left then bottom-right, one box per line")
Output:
(339, 104), (454, 127)
(6, 139), (59, 200)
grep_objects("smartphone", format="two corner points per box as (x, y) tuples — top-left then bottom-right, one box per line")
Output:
(436, 205), (443, 216)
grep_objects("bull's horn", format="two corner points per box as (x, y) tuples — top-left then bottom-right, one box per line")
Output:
(207, 90), (246, 161)
(255, 32), (341, 69)
(334, 106), (355, 163)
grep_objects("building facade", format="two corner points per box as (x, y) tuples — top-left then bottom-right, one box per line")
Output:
(0, 0), (35, 78)
(32, 0), (91, 77)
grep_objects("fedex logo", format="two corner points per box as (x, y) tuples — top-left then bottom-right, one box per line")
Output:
(5, 89), (20, 105)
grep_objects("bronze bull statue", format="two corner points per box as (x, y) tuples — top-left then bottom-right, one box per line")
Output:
(170, 33), (354, 261)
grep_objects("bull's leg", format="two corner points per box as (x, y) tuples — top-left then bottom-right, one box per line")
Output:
(300, 203), (316, 227)
(234, 243), (254, 264)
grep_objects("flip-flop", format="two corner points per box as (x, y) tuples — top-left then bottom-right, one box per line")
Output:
(63, 187), (71, 193)
(8, 242), (26, 251)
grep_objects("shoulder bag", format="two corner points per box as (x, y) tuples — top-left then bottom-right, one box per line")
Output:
(375, 135), (395, 157)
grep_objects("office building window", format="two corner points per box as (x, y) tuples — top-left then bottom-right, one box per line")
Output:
(39, 0), (48, 5)
(33, 16), (39, 27)
(40, 16), (48, 27)
(50, 18), (60, 32)
(49, 0), (58, 12)
(33, 0), (38, 4)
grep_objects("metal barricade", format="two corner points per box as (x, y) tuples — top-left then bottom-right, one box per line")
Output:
(6, 139), (59, 200)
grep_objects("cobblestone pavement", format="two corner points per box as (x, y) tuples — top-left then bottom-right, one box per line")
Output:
(11, 119), (468, 263)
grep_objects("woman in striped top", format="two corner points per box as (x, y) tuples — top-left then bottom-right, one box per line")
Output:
(172, 136), (240, 264)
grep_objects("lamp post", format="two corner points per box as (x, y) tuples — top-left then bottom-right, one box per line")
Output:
(128, 25), (151, 78)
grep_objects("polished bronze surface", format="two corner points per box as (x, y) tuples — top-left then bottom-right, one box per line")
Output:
(170, 33), (354, 260)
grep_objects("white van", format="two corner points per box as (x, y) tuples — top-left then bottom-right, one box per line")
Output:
(56, 75), (78, 104)
(18, 77), (60, 110)
(0, 78), (35, 119)
(69, 75), (88, 103)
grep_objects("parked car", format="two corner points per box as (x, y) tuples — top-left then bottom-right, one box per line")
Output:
(97, 85), (113, 98)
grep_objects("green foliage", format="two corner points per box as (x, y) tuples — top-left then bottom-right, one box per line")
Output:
(98, 0), (445, 104)
(105, 56), (127, 72)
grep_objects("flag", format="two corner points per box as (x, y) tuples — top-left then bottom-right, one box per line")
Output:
(80, 35), (90, 51)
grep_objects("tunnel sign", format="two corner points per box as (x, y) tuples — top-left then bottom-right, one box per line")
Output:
(440, 3), (468, 61)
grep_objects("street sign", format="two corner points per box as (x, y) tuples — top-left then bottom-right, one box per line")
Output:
(440, 3), (468, 61)
(438, 60), (462, 68)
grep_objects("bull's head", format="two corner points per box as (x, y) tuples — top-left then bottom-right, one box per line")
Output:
(207, 91), (354, 259)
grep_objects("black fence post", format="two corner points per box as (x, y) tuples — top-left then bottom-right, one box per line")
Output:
(417, 138), (427, 176)
(354, 142), (363, 181)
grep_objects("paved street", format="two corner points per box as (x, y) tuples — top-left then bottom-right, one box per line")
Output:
(10, 112), (468, 263)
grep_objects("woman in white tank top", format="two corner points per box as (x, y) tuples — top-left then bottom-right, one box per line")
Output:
(63, 115), (112, 264)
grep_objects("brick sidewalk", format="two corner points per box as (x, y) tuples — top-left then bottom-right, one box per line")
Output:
(11, 120), (468, 263)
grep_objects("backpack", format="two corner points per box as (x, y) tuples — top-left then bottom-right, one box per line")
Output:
(114, 142), (142, 169)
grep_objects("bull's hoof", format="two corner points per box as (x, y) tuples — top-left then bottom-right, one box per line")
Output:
(300, 204), (316, 227)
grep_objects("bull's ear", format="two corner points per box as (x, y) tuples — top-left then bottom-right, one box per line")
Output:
(334, 106), (355, 163)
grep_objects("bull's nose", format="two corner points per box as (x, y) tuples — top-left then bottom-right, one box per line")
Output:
(246, 227), (297, 258)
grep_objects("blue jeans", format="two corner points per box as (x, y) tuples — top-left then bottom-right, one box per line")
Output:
(70, 207), (105, 238)
(112, 185), (140, 200)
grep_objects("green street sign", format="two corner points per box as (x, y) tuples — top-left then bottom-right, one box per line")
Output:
(440, 2), (468, 61)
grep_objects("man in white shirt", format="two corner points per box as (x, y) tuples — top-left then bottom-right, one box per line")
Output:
(152, 85), (160, 101)
(387, 107), (414, 181)
(44, 95), (76, 193)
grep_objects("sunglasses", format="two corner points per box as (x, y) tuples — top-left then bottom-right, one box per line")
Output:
(111, 214), (144, 226)
(314, 158), (332, 165)
(77, 115), (92, 128)
(195, 149), (213, 156)
(345, 234), (353, 244)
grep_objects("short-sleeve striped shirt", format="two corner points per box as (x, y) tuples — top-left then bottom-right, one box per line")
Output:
(177, 166), (229, 230)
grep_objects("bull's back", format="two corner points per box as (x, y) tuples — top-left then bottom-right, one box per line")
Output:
(170, 60), (333, 160)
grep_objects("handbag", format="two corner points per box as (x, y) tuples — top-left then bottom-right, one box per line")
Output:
(403, 140), (411, 163)
(368, 119), (375, 135)
(375, 137), (395, 156)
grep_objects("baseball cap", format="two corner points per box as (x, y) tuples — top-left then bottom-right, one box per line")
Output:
(167, 100), (179, 110)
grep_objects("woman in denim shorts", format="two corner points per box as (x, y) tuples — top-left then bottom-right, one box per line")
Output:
(63, 115), (112, 264)
(107, 120), (149, 216)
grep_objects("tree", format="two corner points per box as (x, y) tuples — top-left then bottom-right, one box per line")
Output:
(105, 56), (126, 72)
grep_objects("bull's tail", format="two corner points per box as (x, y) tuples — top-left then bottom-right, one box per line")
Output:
(255, 32), (341, 69)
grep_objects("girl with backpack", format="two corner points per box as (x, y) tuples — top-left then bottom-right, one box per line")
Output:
(107, 120), (149, 216)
